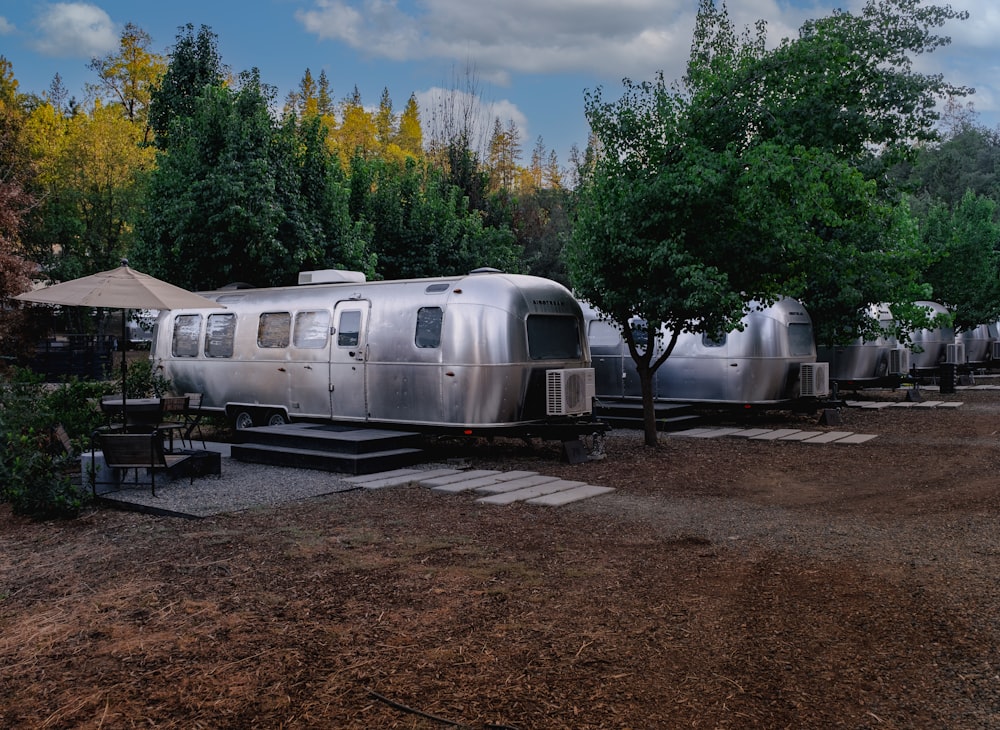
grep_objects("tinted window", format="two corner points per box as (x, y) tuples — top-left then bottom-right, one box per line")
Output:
(172, 314), (201, 357)
(788, 323), (814, 357)
(415, 307), (443, 348)
(702, 332), (727, 348)
(294, 310), (330, 349)
(205, 313), (236, 358)
(258, 312), (291, 348)
(527, 315), (582, 360)
(337, 310), (361, 347)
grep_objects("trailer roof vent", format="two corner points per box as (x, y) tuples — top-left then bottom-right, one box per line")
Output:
(469, 267), (502, 274)
(298, 269), (366, 285)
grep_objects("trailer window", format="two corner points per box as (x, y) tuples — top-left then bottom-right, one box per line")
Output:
(205, 313), (236, 358)
(787, 323), (813, 356)
(171, 314), (202, 357)
(527, 315), (582, 360)
(415, 307), (443, 348)
(294, 310), (330, 349)
(588, 319), (621, 347)
(258, 312), (291, 348)
(702, 332), (726, 348)
(337, 310), (361, 347)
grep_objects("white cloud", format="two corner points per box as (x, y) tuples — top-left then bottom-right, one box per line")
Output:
(0, 17), (15, 35)
(415, 85), (529, 155)
(298, 0), (1000, 129)
(30, 3), (118, 58)
(293, 0), (835, 87)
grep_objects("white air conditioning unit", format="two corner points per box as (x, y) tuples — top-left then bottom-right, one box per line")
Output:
(799, 362), (830, 398)
(546, 368), (596, 416)
(889, 347), (910, 376)
(945, 342), (965, 365)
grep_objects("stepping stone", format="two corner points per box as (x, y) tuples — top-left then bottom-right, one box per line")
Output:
(779, 431), (823, 441)
(419, 469), (500, 487)
(526, 485), (616, 506)
(750, 429), (803, 440)
(683, 427), (750, 438)
(476, 480), (587, 505)
(474, 475), (563, 494)
(800, 431), (855, 444)
(344, 468), (422, 484)
(430, 470), (539, 493)
(833, 433), (878, 444)
(358, 468), (460, 489)
(729, 428), (775, 439)
(938, 401), (963, 408)
(672, 427), (720, 437)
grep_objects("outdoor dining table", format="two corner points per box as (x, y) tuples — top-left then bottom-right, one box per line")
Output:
(99, 397), (168, 434)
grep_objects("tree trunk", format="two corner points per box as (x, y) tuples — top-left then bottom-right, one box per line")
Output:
(638, 364), (659, 447)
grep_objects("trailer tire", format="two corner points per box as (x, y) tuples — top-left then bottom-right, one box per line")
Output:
(266, 411), (288, 426)
(232, 410), (256, 431)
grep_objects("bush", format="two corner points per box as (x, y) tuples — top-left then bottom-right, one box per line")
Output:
(0, 369), (112, 519)
(121, 357), (172, 398)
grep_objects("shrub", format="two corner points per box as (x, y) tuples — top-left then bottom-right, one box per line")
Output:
(0, 369), (111, 519)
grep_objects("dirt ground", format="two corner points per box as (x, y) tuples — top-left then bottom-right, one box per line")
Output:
(3, 385), (1000, 729)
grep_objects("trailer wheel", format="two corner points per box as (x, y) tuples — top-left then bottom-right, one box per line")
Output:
(266, 411), (288, 426)
(232, 410), (256, 431)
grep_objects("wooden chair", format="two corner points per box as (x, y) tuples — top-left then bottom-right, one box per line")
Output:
(96, 431), (193, 497)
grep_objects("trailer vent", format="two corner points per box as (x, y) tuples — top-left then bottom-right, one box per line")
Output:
(799, 362), (830, 398)
(546, 368), (596, 416)
(298, 269), (367, 285)
(889, 347), (910, 375)
(945, 342), (965, 364)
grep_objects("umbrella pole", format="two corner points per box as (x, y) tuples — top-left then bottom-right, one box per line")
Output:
(121, 309), (128, 433)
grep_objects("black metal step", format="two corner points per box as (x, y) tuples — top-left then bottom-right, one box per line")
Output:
(230, 443), (424, 475)
(236, 422), (422, 455)
(593, 401), (702, 432)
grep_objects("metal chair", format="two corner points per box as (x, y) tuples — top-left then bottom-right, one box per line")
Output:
(182, 393), (207, 449)
(155, 395), (189, 452)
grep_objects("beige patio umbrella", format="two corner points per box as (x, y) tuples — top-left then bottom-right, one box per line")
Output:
(15, 260), (224, 429)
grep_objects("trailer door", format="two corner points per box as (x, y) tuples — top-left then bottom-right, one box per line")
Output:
(330, 300), (370, 419)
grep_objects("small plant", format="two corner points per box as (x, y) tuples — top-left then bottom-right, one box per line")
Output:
(0, 368), (103, 519)
(119, 357), (172, 398)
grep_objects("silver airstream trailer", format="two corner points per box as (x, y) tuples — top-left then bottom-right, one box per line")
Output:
(816, 303), (900, 385)
(150, 269), (600, 437)
(956, 324), (992, 367)
(582, 298), (820, 406)
(908, 300), (954, 373)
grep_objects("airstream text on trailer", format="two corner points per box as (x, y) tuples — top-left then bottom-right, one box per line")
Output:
(151, 270), (603, 438)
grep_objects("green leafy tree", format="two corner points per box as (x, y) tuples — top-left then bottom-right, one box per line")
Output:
(921, 191), (1000, 330)
(136, 71), (289, 289)
(147, 24), (227, 149)
(570, 0), (965, 446)
(349, 155), (520, 279)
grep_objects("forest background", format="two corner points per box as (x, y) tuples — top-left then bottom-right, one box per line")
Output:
(1, 3), (1000, 359)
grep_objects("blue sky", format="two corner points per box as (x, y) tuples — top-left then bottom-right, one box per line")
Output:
(2, 0), (999, 166)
